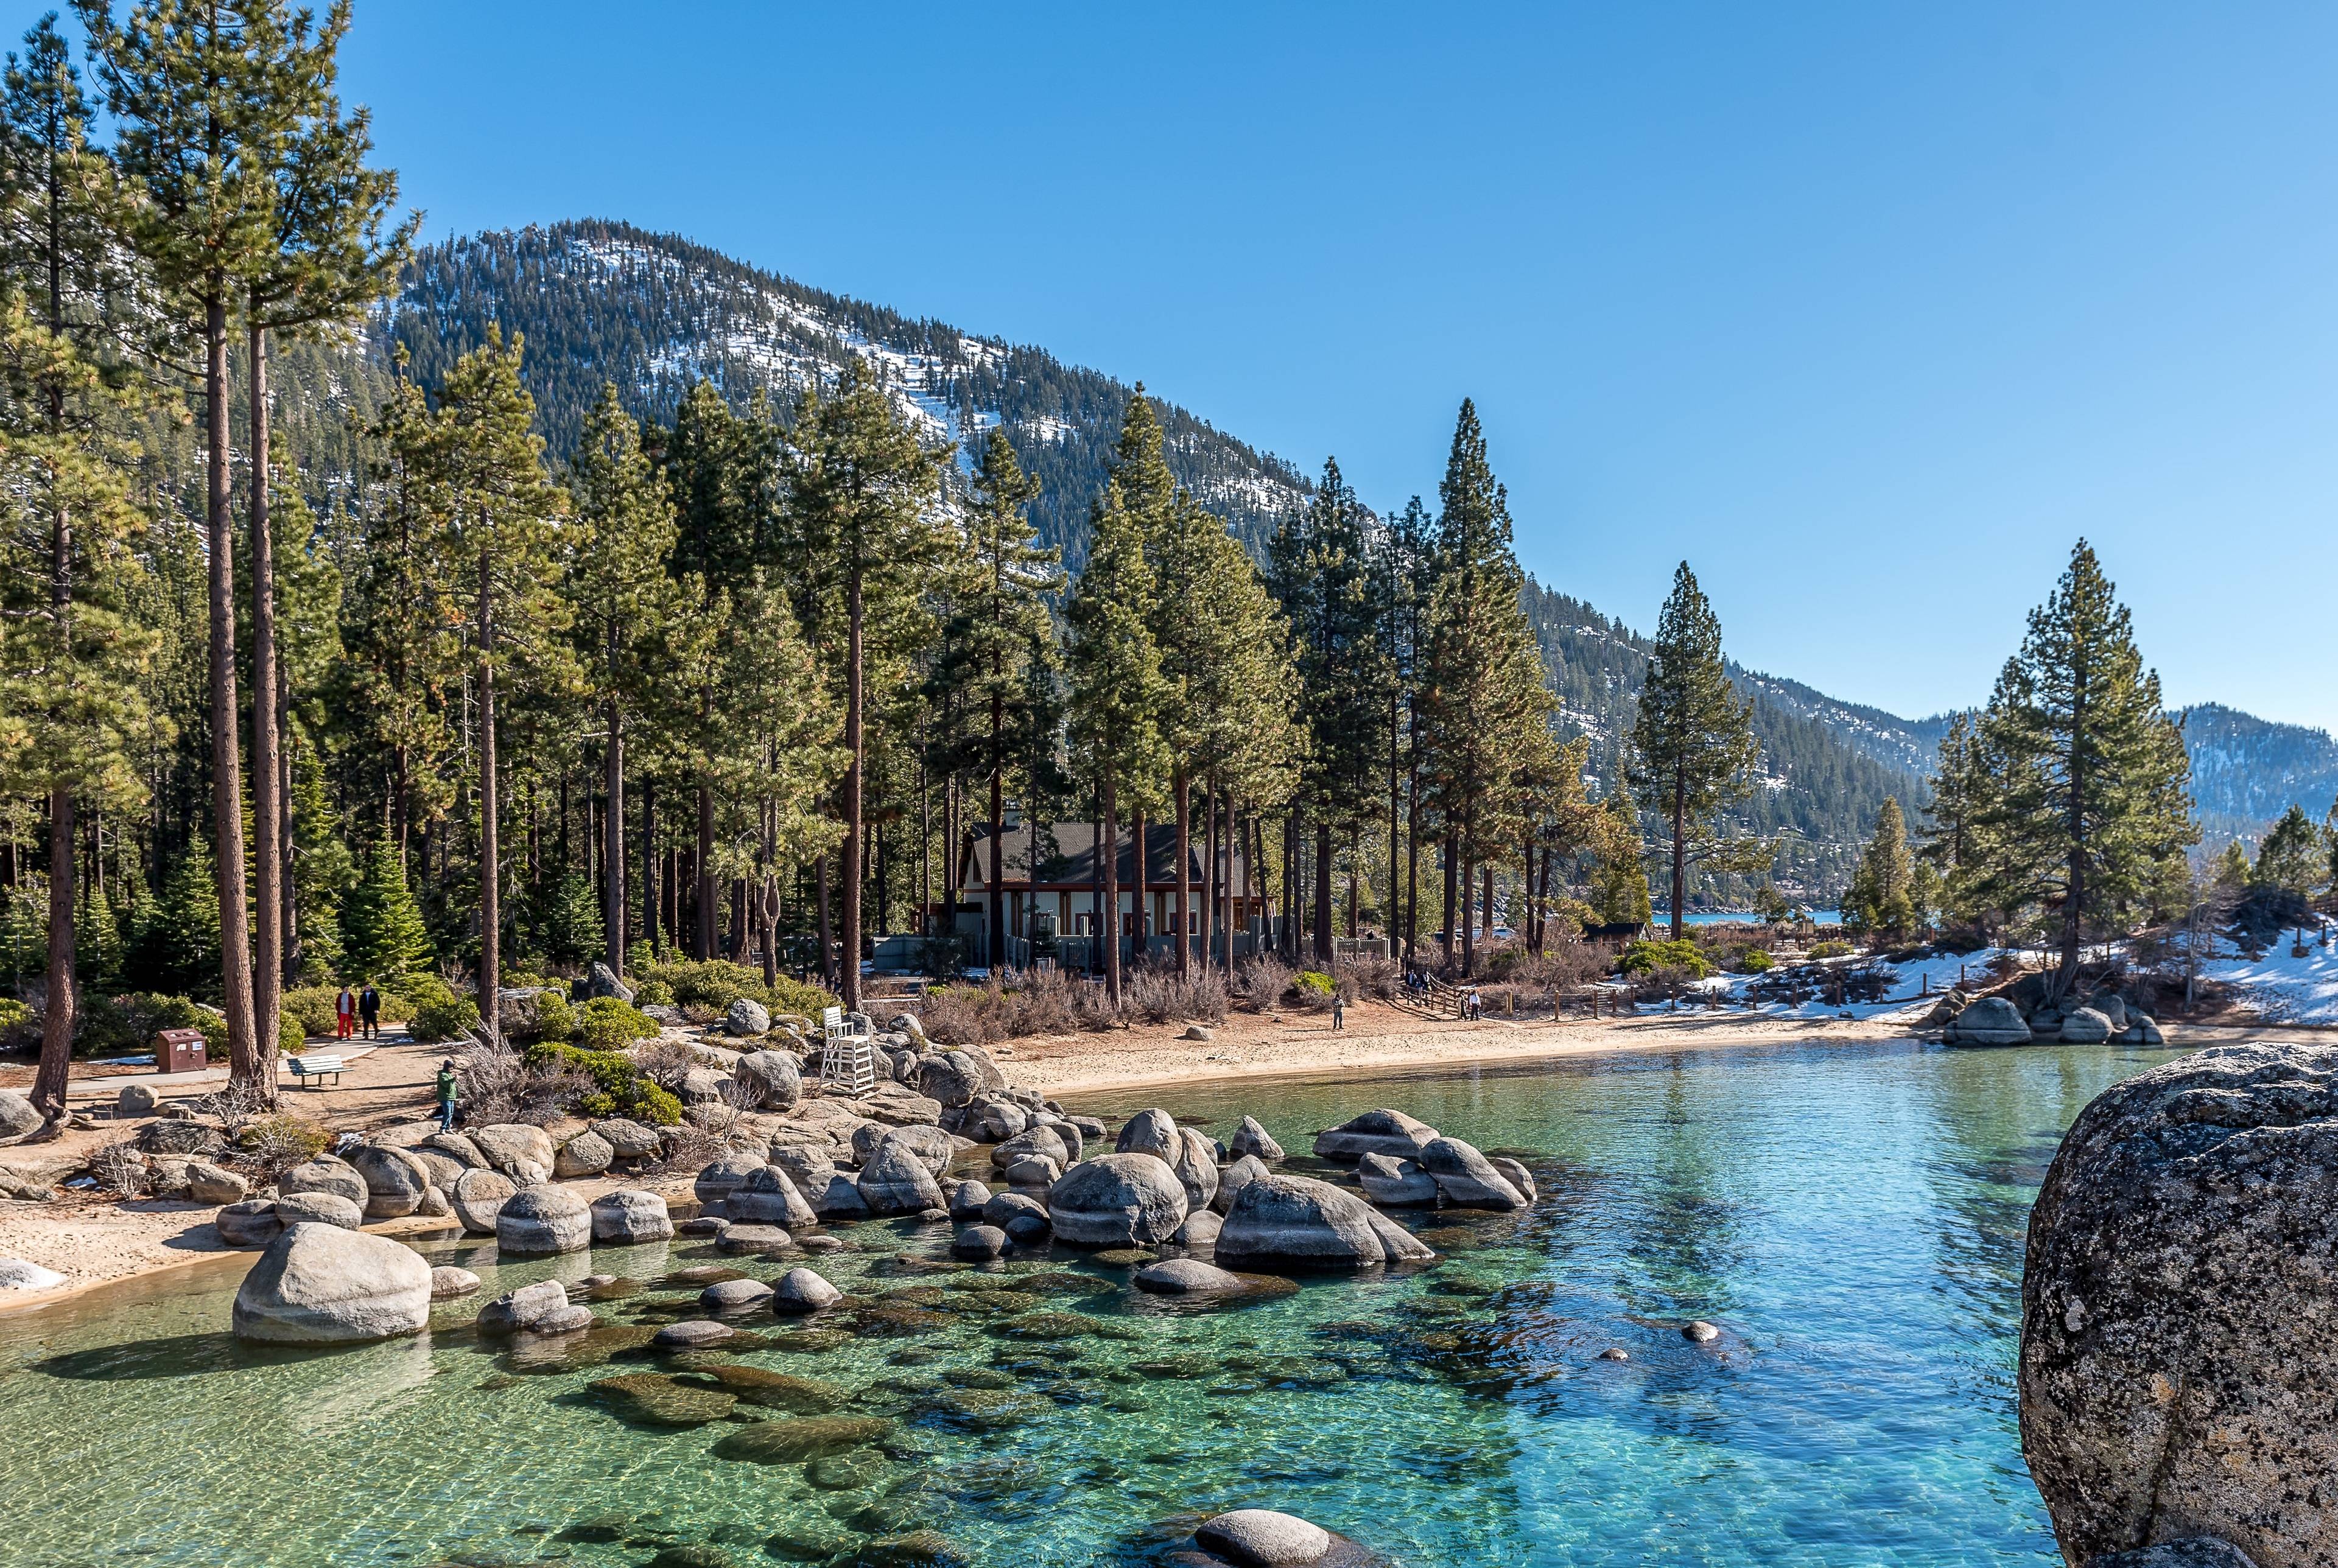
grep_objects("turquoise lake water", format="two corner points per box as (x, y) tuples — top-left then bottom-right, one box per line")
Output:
(0, 1037), (2178, 1567)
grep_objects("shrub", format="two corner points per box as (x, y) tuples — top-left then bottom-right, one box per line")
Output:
(236, 1112), (331, 1173)
(74, 992), (229, 1060)
(0, 997), (32, 1050)
(1809, 940), (1853, 960)
(524, 1040), (683, 1125)
(282, 986), (342, 1040)
(1739, 948), (1774, 973)
(578, 996), (658, 1052)
(1339, 954), (1401, 1000)
(1294, 970), (1335, 996)
(403, 975), (482, 1045)
(637, 957), (836, 1020)
(529, 990), (577, 1041)
(633, 979), (674, 1006)
(1620, 939), (1712, 979)
(765, 975), (838, 1019)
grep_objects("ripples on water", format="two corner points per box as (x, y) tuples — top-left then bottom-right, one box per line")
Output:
(0, 1037), (2180, 1567)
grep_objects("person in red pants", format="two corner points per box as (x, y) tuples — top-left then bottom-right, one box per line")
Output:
(335, 985), (356, 1040)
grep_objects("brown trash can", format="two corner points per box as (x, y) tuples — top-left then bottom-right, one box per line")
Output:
(153, 1028), (207, 1074)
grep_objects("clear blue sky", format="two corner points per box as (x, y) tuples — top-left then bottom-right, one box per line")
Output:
(36, 2), (2338, 730)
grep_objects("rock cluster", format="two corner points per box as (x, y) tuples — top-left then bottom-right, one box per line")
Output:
(1938, 982), (2166, 1048)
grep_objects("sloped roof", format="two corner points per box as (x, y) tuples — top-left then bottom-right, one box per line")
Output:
(960, 822), (1251, 891)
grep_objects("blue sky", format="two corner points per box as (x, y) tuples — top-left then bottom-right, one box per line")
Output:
(37, 2), (2338, 730)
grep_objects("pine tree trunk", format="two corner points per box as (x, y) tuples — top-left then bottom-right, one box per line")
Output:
(841, 562), (864, 1009)
(1202, 785), (1218, 972)
(1441, 835), (1458, 971)
(1313, 821), (1333, 964)
(641, 777), (657, 957)
(1388, 688), (1401, 962)
(477, 549), (501, 1041)
(1461, 856), (1476, 977)
(989, 735), (1006, 971)
(816, 849), (834, 988)
(693, 783), (715, 962)
(1173, 771), (1190, 978)
(1101, 776), (1120, 1001)
(603, 702), (625, 976)
(1281, 811), (1300, 962)
(1483, 864), (1495, 944)
(1346, 832), (1360, 941)
(206, 296), (259, 1085)
(279, 666), (296, 987)
(1405, 760), (1419, 967)
(34, 789), (74, 1129)
(248, 320), (283, 1094)
(1670, 769), (1688, 943)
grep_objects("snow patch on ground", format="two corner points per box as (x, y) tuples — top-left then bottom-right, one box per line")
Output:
(2203, 919), (2338, 1024)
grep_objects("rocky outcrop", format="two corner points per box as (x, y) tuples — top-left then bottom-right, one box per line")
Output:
(449, 1167), (516, 1234)
(346, 1145), (433, 1219)
(2020, 1041), (2338, 1568)
(590, 1188), (673, 1244)
(278, 1156), (367, 1208)
(1354, 1153), (1436, 1207)
(231, 1223), (432, 1343)
(1047, 1153), (1189, 1246)
(1311, 1108), (1437, 1163)
(723, 998), (772, 1037)
(553, 1130), (614, 1179)
(1115, 1108), (1181, 1162)
(726, 1166), (818, 1229)
(1419, 1136), (1526, 1210)
(1216, 1174), (1435, 1269)
(733, 1049), (802, 1111)
(469, 1123), (555, 1185)
(1943, 996), (2032, 1047)
(496, 1185), (591, 1255)
(1228, 1116), (1285, 1161)
(857, 1138), (947, 1216)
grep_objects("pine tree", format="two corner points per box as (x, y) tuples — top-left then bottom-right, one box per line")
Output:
(1630, 561), (1761, 941)
(1066, 466), (1169, 1001)
(1592, 783), (1652, 927)
(341, 835), (431, 982)
(1965, 542), (2197, 995)
(127, 836), (222, 998)
(0, 17), (166, 1125)
(286, 731), (350, 982)
(782, 358), (948, 1007)
(1919, 711), (1990, 928)
(1845, 797), (1917, 939)
(566, 383), (687, 976)
(415, 329), (572, 1033)
(2250, 804), (2322, 898)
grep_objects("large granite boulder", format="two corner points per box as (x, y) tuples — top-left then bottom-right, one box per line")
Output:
(590, 1188), (673, 1245)
(856, 1138), (947, 1216)
(726, 1166), (818, 1230)
(214, 1199), (283, 1247)
(734, 1049), (802, 1112)
(496, 1185), (591, 1256)
(1419, 1136), (1527, 1210)
(420, 1130), (490, 1169)
(592, 1117), (664, 1161)
(1217, 1173), (1436, 1269)
(865, 1123), (958, 1179)
(552, 1129), (614, 1180)
(1490, 1157), (1539, 1205)
(2021, 1041), (2338, 1568)
(808, 1172), (872, 1222)
(449, 1167), (516, 1234)
(278, 1156), (366, 1208)
(576, 961), (633, 1003)
(694, 1152), (766, 1206)
(231, 1223), (432, 1343)
(346, 1145), (433, 1219)
(1228, 1116), (1285, 1161)
(1047, 1153), (1188, 1246)
(409, 1148), (469, 1193)
(1115, 1108), (1181, 1162)
(723, 998), (772, 1037)
(1355, 1153), (1438, 1207)
(913, 1050), (987, 1110)
(1213, 1153), (1271, 1216)
(1944, 996), (2032, 1047)
(478, 1278), (570, 1334)
(0, 1091), (41, 1147)
(954, 1096), (1029, 1143)
(1171, 1125), (1220, 1211)
(272, 1191), (363, 1230)
(993, 1125), (1075, 1172)
(1194, 1509), (1335, 1567)
(2058, 1006), (2113, 1045)
(1311, 1108), (1438, 1163)
(771, 1266), (842, 1314)
(184, 1160), (248, 1206)
(469, 1124), (555, 1185)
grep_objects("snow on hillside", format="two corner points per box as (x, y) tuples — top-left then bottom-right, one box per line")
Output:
(2202, 919), (2338, 1024)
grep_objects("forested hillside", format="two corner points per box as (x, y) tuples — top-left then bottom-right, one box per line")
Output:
(2178, 704), (2338, 842)
(381, 221), (1313, 569)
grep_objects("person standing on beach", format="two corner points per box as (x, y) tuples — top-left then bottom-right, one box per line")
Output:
(1332, 993), (1346, 1031)
(359, 982), (381, 1040)
(335, 985), (356, 1040)
(435, 1059), (459, 1132)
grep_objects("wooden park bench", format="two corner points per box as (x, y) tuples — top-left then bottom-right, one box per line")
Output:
(286, 1054), (346, 1088)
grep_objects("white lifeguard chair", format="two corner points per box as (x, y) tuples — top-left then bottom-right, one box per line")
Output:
(819, 1005), (876, 1096)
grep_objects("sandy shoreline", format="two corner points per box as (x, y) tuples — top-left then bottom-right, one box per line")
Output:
(0, 1003), (2294, 1318)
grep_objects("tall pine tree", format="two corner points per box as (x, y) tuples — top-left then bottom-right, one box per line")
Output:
(1631, 561), (1761, 941)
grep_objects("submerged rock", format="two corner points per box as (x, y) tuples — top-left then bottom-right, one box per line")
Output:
(2021, 1041), (2338, 1568)
(711, 1415), (893, 1464)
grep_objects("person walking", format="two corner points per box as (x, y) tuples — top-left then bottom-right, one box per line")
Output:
(434, 1059), (459, 1132)
(358, 981), (381, 1040)
(1331, 993), (1346, 1031)
(334, 985), (356, 1041)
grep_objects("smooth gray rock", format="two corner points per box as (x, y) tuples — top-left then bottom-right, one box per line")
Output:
(733, 1049), (803, 1111)
(469, 1124), (555, 1185)
(1683, 1320), (1721, 1343)
(430, 1265), (480, 1299)
(0, 1258), (65, 1290)
(1311, 1108), (1438, 1163)
(1213, 1153), (1271, 1216)
(914, 1049), (987, 1110)
(1047, 1152), (1188, 1246)
(679, 1067), (733, 1105)
(809, 1172), (871, 1221)
(278, 1156), (366, 1208)
(553, 1129), (614, 1179)
(993, 1124), (1075, 1172)
(1218, 1173), (1436, 1268)
(1003, 1155), (1062, 1188)
(952, 1224), (1009, 1259)
(420, 1131), (490, 1169)
(528, 1303), (595, 1334)
(450, 1167), (517, 1234)
(184, 1160), (248, 1206)
(590, 1188), (673, 1244)
(957, 1097), (1028, 1143)
(2090, 993), (2131, 1031)
(869, 1123), (959, 1180)
(1115, 1108), (1180, 1162)
(1943, 995), (2032, 1046)
(857, 1139), (947, 1216)
(231, 1223), (432, 1343)
(413, 1185), (451, 1218)
(578, 961), (633, 1003)
(723, 998), (772, 1037)
(1173, 1208), (1223, 1248)
(652, 1318), (734, 1348)
(694, 1152), (766, 1206)
(1490, 1157), (1539, 1205)
(272, 1191), (363, 1230)
(766, 1144), (839, 1190)
(726, 1166), (818, 1230)
(1195, 1508), (1333, 1567)
(2058, 1006), (2113, 1045)
(496, 1185), (591, 1256)
(1419, 1136), (1526, 1209)
(478, 1278), (570, 1333)
(946, 1178), (993, 1220)
(2089, 1542), (2261, 1568)
(701, 1276), (775, 1311)
(591, 1116), (663, 1160)
(981, 1191), (1047, 1231)
(2021, 1041), (2338, 1568)
(771, 1266), (842, 1314)
(1135, 1258), (1248, 1295)
(1355, 1152), (1438, 1207)
(410, 1148), (468, 1192)
(717, 1223), (796, 1255)
(347, 1145), (433, 1219)
(215, 1198), (283, 1247)
(1171, 1125), (1219, 1211)
(116, 1083), (158, 1117)
(0, 1091), (40, 1147)
(1228, 1115), (1284, 1161)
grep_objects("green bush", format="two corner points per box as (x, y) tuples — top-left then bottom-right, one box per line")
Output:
(403, 975), (482, 1044)
(74, 992), (228, 1060)
(637, 958), (835, 1020)
(1293, 970), (1336, 997)
(1738, 948), (1774, 973)
(765, 975), (838, 1019)
(1810, 940), (1854, 960)
(633, 979), (674, 1006)
(530, 990), (577, 1041)
(524, 1040), (683, 1125)
(283, 986), (343, 1039)
(577, 995), (657, 1052)
(0, 996), (31, 1047)
(1620, 939), (1712, 978)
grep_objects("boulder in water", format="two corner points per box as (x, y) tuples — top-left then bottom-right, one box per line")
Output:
(857, 1137), (947, 1216)
(272, 1191), (362, 1230)
(1311, 1108), (1437, 1163)
(1194, 1509), (1335, 1567)
(1943, 996), (2031, 1047)
(726, 1166), (818, 1229)
(1228, 1116), (1284, 1161)
(496, 1185), (591, 1255)
(1354, 1153), (1437, 1208)
(1115, 1108), (1180, 1161)
(231, 1223), (432, 1343)
(1217, 1174), (1435, 1269)
(450, 1167), (516, 1234)
(1213, 1153), (1271, 1216)
(1171, 1126), (1220, 1211)
(590, 1188), (673, 1245)
(1047, 1153), (1188, 1245)
(1419, 1136), (1526, 1210)
(771, 1266), (842, 1314)
(2058, 1006), (2113, 1045)
(430, 1265), (480, 1299)
(479, 1278), (572, 1334)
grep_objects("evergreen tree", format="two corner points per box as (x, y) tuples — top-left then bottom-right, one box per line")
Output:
(566, 383), (687, 976)
(1964, 542), (2197, 995)
(1630, 561), (1761, 941)
(127, 837), (222, 998)
(1844, 797), (1917, 939)
(286, 731), (350, 982)
(1065, 466), (1168, 1001)
(1919, 711), (1990, 927)
(928, 428), (1061, 968)
(1592, 783), (1652, 926)
(340, 835), (431, 982)
(534, 872), (602, 970)
(0, 17), (165, 1125)
(782, 358), (948, 1007)
(2250, 804), (2322, 898)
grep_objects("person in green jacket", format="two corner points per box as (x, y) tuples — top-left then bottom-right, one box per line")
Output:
(434, 1059), (458, 1132)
